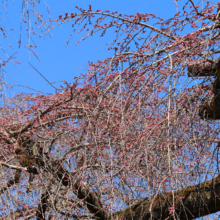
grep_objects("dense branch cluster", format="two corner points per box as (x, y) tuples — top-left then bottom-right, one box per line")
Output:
(1, 0), (220, 219)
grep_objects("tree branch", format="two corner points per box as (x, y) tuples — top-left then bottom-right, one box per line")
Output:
(116, 175), (220, 219)
(0, 161), (27, 171)
(45, 159), (111, 219)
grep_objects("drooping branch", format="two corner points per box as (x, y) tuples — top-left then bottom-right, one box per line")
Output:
(45, 156), (220, 220)
(41, 154), (220, 220)
(2, 142), (220, 220)
(47, 160), (111, 219)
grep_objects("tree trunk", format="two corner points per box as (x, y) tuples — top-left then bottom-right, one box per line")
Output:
(116, 175), (220, 220)
(51, 158), (220, 219)
(188, 60), (217, 77)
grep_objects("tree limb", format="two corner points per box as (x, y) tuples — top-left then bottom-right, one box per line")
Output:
(116, 175), (220, 220)
(46, 159), (111, 219)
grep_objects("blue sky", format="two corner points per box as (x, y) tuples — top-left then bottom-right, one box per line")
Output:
(1, 0), (188, 96)
(3, 0), (216, 97)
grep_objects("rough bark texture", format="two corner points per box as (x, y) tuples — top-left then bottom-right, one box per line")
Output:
(116, 175), (220, 220)
(48, 156), (220, 220)
(199, 94), (220, 119)
(188, 60), (217, 77)
(4, 133), (220, 219)
(199, 59), (220, 119)
(5, 148), (220, 220)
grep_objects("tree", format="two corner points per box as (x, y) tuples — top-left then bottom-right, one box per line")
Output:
(1, 0), (220, 219)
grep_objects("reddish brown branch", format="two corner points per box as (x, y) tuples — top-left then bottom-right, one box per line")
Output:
(189, 0), (204, 16)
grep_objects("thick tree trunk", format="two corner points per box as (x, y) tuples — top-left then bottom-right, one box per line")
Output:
(188, 60), (217, 77)
(51, 157), (220, 219)
(199, 59), (220, 119)
(116, 175), (220, 220)
(199, 94), (220, 119)
(2, 151), (220, 219)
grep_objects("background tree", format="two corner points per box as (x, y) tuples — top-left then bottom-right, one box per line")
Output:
(1, 0), (220, 219)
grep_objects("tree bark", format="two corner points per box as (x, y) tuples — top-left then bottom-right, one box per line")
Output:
(47, 159), (111, 219)
(188, 60), (217, 77)
(116, 175), (220, 220)
(199, 59), (220, 119)
(50, 157), (220, 219)
(3, 133), (220, 219)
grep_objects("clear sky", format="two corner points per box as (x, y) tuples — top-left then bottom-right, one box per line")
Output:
(0, 0), (198, 96)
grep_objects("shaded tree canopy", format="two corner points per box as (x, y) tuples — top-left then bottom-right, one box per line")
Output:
(1, 0), (220, 219)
